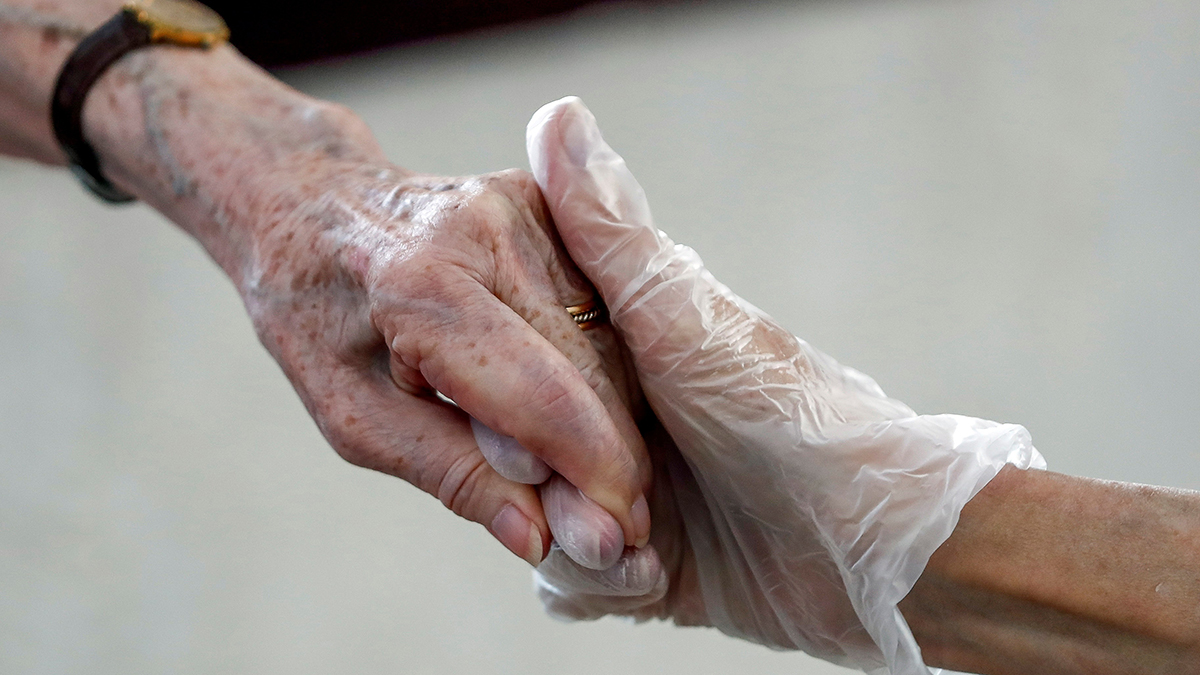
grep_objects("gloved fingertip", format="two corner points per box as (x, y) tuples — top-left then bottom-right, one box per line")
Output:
(560, 508), (624, 571)
(606, 545), (668, 595)
(528, 94), (670, 322)
(527, 95), (600, 178)
(555, 99), (597, 168)
(527, 95), (582, 144)
(471, 416), (552, 485)
(597, 529), (624, 570)
(542, 475), (625, 570)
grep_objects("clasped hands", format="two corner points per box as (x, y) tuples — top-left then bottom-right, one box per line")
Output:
(245, 96), (1042, 674)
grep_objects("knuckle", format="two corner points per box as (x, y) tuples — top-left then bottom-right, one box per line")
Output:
(370, 262), (444, 319)
(436, 452), (492, 521)
(596, 431), (637, 484)
(378, 259), (447, 302)
(369, 267), (476, 358)
(486, 168), (550, 229)
(489, 167), (539, 193)
(523, 366), (630, 478)
(457, 189), (516, 240)
(526, 364), (587, 424)
(453, 171), (539, 239)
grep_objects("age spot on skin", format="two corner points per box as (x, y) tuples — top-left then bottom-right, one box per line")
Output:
(478, 355), (488, 367)
(177, 89), (191, 118)
(38, 26), (62, 48)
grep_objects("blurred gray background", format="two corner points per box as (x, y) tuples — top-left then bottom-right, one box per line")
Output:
(2, 0), (1197, 673)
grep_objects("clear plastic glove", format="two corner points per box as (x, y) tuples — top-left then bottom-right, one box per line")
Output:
(522, 96), (1046, 675)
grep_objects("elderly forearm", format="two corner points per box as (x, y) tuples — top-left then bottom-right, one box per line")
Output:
(0, 0), (129, 161)
(2, 0), (659, 573)
(0, 0), (387, 281)
(901, 467), (1200, 674)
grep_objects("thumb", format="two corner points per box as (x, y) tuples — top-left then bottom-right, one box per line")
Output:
(527, 96), (675, 319)
(526, 96), (740, 366)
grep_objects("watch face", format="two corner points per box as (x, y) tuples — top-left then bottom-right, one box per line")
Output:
(128, 0), (229, 46)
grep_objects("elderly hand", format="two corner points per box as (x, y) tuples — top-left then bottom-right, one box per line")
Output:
(240, 159), (653, 566)
(523, 97), (1044, 674)
(0, 5), (653, 568)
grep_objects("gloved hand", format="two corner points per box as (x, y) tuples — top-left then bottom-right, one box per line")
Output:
(519, 96), (1046, 675)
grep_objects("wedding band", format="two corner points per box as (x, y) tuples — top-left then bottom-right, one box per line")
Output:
(566, 299), (606, 330)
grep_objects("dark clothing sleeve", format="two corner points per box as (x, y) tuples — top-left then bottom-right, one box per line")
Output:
(204, 0), (602, 66)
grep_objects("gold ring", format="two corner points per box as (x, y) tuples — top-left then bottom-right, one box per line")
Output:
(566, 299), (607, 330)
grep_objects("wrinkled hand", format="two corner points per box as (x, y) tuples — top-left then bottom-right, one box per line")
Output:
(239, 158), (653, 566)
(0, 0), (650, 576)
(524, 97), (1044, 675)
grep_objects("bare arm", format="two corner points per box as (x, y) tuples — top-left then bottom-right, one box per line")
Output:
(0, 0), (382, 276)
(902, 467), (1200, 674)
(0, 0), (99, 161)
(0, 0), (653, 566)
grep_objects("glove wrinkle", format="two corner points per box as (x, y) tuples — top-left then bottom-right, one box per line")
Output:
(526, 96), (1044, 675)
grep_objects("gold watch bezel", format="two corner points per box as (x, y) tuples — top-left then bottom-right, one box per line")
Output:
(123, 0), (230, 48)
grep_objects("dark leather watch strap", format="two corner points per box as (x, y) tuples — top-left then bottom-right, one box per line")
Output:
(51, 9), (151, 204)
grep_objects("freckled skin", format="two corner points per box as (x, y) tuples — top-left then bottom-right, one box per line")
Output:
(232, 161), (653, 539)
(0, 0), (652, 563)
(8, 6), (1200, 669)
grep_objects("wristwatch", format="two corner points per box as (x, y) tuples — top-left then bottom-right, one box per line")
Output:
(51, 0), (230, 204)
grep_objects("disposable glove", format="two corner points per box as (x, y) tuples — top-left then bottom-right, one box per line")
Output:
(521, 96), (1046, 675)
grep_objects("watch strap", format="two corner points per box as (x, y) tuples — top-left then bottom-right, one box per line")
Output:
(51, 9), (151, 204)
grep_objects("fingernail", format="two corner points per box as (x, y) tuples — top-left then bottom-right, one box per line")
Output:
(492, 504), (542, 566)
(559, 105), (594, 168)
(471, 416), (552, 485)
(527, 522), (544, 566)
(555, 509), (624, 571)
(631, 494), (651, 548)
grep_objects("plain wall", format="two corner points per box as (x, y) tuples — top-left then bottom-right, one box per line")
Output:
(2, 0), (1197, 673)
